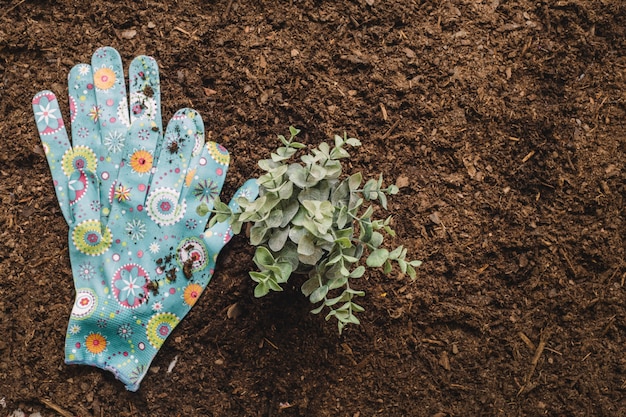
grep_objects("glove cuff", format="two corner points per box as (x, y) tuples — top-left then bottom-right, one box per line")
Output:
(64, 291), (174, 391)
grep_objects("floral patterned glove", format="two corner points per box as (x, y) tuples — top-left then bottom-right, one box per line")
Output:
(32, 46), (162, 224)
(32, 48), (258, 391)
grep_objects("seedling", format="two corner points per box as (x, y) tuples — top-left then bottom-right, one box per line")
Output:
(211, 127), (421, 333)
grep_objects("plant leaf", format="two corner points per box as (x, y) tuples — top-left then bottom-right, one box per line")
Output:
(253, 246), (275, 268)
(268, 226), (290, 252)
(250, 223), (268, 246)
(350, 265), (366, 278)
(254, 282), (270, 297)
(309, 285), (329, 304)
(348, 172), (362, 191)
(297, 233), (316, 256)
(301, 276), (321, 297)
(366, 248), (389, 267)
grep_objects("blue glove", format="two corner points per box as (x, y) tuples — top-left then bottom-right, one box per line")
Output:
(33, 46), (162, 224)
(32, 47), (258, 391)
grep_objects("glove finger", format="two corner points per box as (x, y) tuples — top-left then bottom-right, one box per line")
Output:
(181, 141), (230, 232)
(110, 117), (159, 212)
(204, 179), (259, 255)
(68, 170), (113, 257)
(128, 55), (162, 132)
(32, 90), (73, 224)
(67, 63), (101, 151)
(91, 46), (129, 139)
(91, 47), (129, 216)
(144, 109), (203, 227)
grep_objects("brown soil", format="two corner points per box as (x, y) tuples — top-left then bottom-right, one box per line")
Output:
(1, 1), (625, 416)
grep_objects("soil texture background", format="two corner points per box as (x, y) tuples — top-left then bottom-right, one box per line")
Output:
(1, 0), (625, 416)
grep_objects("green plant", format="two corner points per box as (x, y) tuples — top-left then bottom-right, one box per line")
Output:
(211, 127), (421, 333)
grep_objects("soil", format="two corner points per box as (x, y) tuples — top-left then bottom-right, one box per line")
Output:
(1, 1), (625, 416)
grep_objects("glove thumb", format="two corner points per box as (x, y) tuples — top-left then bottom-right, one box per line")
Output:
(204, 179), (259, 255)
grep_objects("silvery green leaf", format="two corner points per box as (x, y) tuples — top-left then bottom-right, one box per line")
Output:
(288, 125), (301, 137)
(301, 276), (321, 297)
(308, 164), (326, 181)
(362, 178), (376, 197)
(277, 181), (293, 200)
(317, 142), (331, 158)
(301, 200), (320, 217)
(350, 301), (365, 312)
(366, 248), (389, 267)
(267, 277), (284, 291)
(230, 220), (243, 235)
(274, 261), (293, 283)
(327, 309), (350, 322)
(333, 134), (344, 148)
(330, 146), (350, 160)
(370, 231), (384, 248)
(327, 276), (349, 291)
(196, 202), (210, 217)
(327, 252), (343, 266)
(334, 236), (352, 249)
(249, 271), (267, 283)
(348, 196), (363, 211)
(406, 265), (416, 279)
(388, 245), (404, 259)
(336, 206), (348, 229)
(268, 226), (290, 252)
(384, 225), (396, 237)
(361, 205), (374, 220)
(348, 172), (362, 191)
(360, 220), (373, 242)
(342, 254), (359, 263)
(298, 245), (324, 265)
(378, 191), (388, 209)
(383, 259), (392, 274)
(297, 233), (316, 256)
(345, 288), (365, 297)
(253, 246), (275, 268)
(258, 158), (282, 172)
(409, 260), (423, 267)
(280, 199), (300, 227)
(310, 303), (326, 315)
(331, 181), (349, 206)
(288, 165), (317, 188)
(254, 282), (270, 298)
(309, 285), (329, 304)
(288, 225), (306, 244)
(346, 137), (361, 147)
(266, 209), (283, 228)
(323, 160), (343, 178)
(298, 181), (331, 203)
(350, 265), (366, 278)
(276, 241), (299, 270)
(397, 259), (408, 274)
(315, 216), (333, 236)
(301, 153), (320, 165)
(250, 223), (268, 246)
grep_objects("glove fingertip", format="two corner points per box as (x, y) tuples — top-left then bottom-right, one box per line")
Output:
(229, 179), (260, 211)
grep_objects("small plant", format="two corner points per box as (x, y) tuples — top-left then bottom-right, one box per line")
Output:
(211, 127), (421, 333)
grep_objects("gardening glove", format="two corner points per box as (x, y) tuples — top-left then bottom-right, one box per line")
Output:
(32, 46), (162, 224)
(60, 109), (257, 391)
(33, 48), (258, 391)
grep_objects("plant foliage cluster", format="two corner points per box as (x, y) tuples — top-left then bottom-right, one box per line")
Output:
(212, 127), (421, 333)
